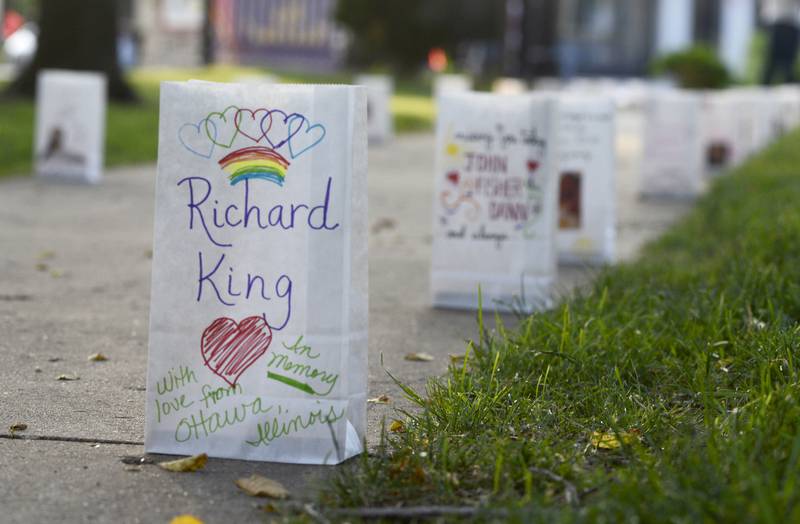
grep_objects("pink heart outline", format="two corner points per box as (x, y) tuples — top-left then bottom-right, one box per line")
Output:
(234, 108), (273, 144)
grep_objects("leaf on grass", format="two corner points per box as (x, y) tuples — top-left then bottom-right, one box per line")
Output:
(390, 420), (405, 432)
(169, 516), (204, 524)
(235, 474), (289, 499)
(56, 374), (80, 381)
(158, 453), (208, 472)
(405, 352), (434, 362)
(449, 353), (467, 363)
(367, 394), (390, 404)
(590, 429), (641, 450)
(9, 423), (27, 432)
(88, 353), (109, 362)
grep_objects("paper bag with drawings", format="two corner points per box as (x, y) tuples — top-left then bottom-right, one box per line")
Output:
(431, 92), (558, 312)
(145, 81), (368, 464)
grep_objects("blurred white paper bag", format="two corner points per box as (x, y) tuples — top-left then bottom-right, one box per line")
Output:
(640, 91), (705, 198)
(145, 82), (368, 465)
(34, 70), (106, 184)
(355, 74), (394, 143)
(554, 96), (616, 265)
(433, 74), (473, 100)
(431, 93), (557, 311)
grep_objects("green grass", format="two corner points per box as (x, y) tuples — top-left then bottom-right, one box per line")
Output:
(0, 65), (434, 179)
(318, 131), (800, 522)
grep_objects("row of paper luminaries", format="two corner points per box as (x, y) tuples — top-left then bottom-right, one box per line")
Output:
(30, 72), (800, 465)
(34, 70), (800, 316)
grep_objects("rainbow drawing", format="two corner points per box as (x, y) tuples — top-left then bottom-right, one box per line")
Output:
(217, 146), (290, 187)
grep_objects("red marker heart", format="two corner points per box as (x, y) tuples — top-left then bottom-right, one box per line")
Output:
(447, 171), (460, 185)
(201, 316), (272, 387)
(527, 160), (540, 172)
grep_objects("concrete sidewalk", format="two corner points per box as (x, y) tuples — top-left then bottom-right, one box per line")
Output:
(0, 120), (691, 523)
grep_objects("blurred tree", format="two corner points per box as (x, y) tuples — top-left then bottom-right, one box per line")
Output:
(335, 0), (504, 71)
(6, 0), (136, 101)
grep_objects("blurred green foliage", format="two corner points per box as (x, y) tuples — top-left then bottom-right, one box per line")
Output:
(651, 45), (731, 89)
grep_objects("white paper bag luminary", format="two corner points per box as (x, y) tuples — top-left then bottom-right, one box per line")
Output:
(700, 92), (740, 173)
(34, 70), (107, 184)
(492, 77), (528, 95)
(145, 82), (368, 465)
(433, 74), (473, 100)
(639, 91), (705, 198)
(431, 93), (557, 312)
(355, 74), (394, 143)
(554, 96), (616, 265)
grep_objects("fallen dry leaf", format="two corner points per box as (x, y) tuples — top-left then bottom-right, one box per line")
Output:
(235, 474), (289, 499)
(50, 269), (64, 278)
(56, 374), (80, 381)
(367, 394), (390, 404)
(158, 453), (208, 472)
(37, 250), (56, 260)
(169, 516), (204, 524)
(405, 352), (434, 362)
(9, 423), (27, 432)
(390, 420), (405, 432)
(449, 353), (467, 363)
(88, 353), (109, 362)
(370, 217), (397, 234)
(35, 262), (49, 272)
(590, 429), (641, 450)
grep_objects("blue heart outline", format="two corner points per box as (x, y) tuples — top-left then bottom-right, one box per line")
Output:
(286, 114), (326, 159)
(179, 118), (217, 159)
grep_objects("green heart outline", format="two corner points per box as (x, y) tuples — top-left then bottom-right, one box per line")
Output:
(204, 105), (241, 149)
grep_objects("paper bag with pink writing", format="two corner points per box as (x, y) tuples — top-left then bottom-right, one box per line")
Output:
(145, 82), (368, 465)
(431, 93), (557, 312)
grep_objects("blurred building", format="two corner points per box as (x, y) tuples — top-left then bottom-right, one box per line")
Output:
(512, 0), (757, 78)
(129, 0), (344, 71)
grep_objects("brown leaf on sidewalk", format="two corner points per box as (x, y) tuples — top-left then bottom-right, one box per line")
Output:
(405, 352), (434, 362)
(367, 394), (391, 404)
(235, 474), (290, 499)
(370, 217), (397, 234)
(88, 353), (109, 362)
(157, 453), (208, 472)
(9, 423), (27, 432)
(169, 515), (204, 524)
(56, 374), (80, 381)
(35, 262), (49, 272)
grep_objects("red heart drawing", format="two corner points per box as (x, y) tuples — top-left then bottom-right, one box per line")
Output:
(201, 316), (272, 387)
(446, 171), (460, 185)
(234, 108), (272, 144)
(527, 160), (540, 172)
